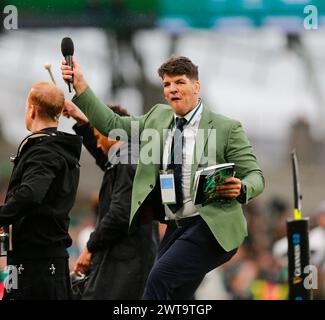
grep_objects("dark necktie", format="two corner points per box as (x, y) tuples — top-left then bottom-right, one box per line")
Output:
(167, 117), (187, 213)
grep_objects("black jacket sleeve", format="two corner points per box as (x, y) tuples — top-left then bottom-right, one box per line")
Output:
(86, 163), (135, 253)
(73, 123), (107, 171)
(0, 149), (63, 225)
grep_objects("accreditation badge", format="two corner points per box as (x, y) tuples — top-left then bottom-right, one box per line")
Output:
(159, 170), (176, 205)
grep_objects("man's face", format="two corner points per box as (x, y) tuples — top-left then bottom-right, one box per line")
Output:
(163, 74), (200, 116)
(93, 128), (110, 155)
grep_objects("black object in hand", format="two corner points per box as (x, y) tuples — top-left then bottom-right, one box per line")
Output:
(61, 37), (74, 93)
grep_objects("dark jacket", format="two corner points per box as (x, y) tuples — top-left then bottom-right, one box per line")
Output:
(0, 128), (82, 259)
(73, 123), (158, 300)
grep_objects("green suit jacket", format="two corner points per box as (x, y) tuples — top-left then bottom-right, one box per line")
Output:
(73, 87), (265, 252)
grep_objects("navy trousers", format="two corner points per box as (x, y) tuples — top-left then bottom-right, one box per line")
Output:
(143, 216), (237, 300)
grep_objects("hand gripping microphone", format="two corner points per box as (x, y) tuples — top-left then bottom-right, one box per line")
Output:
(61, 37), (74, 93)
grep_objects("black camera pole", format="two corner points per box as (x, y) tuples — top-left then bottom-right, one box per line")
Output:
(286, 150), (312, 300)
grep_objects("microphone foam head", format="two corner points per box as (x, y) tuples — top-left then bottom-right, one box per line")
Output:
(61, 37), (74, 56)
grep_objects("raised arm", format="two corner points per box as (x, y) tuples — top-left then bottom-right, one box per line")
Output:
(61, 57), (146, 139)
(64, 100), (107, 170)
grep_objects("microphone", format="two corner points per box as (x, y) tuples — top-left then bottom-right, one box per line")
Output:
(61, 37), (74, 93)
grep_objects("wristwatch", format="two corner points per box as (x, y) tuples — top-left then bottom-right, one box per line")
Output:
(237, 182), (247, 204)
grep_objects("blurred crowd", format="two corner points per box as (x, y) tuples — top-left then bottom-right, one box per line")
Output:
(196, 197), (325, 300)
(1, 179), (325, 300)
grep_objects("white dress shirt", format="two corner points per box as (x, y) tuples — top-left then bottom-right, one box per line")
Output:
(162, 100), (203, 220)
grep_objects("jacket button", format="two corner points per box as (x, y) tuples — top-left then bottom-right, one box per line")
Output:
(149, 184), (154, 189)
(138, 201), (141, 205)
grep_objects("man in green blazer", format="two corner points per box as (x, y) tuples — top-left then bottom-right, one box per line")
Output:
(61, 55), (264, 300)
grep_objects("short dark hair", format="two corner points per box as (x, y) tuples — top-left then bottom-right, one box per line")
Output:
(106, 105), (130, 117)
(158, 56), (199, 80)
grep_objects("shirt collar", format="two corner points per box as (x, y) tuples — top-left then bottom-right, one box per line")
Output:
(173, 99), (203, 126)
(40, 127), (58, 134)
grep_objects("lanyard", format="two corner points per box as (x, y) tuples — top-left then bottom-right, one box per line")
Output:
(167, 100), (202, 166)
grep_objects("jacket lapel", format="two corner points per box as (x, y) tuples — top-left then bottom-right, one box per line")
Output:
(190, 106), (215, 193)
(159, 109), (174, 156)
(151, 108), (174, 176)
